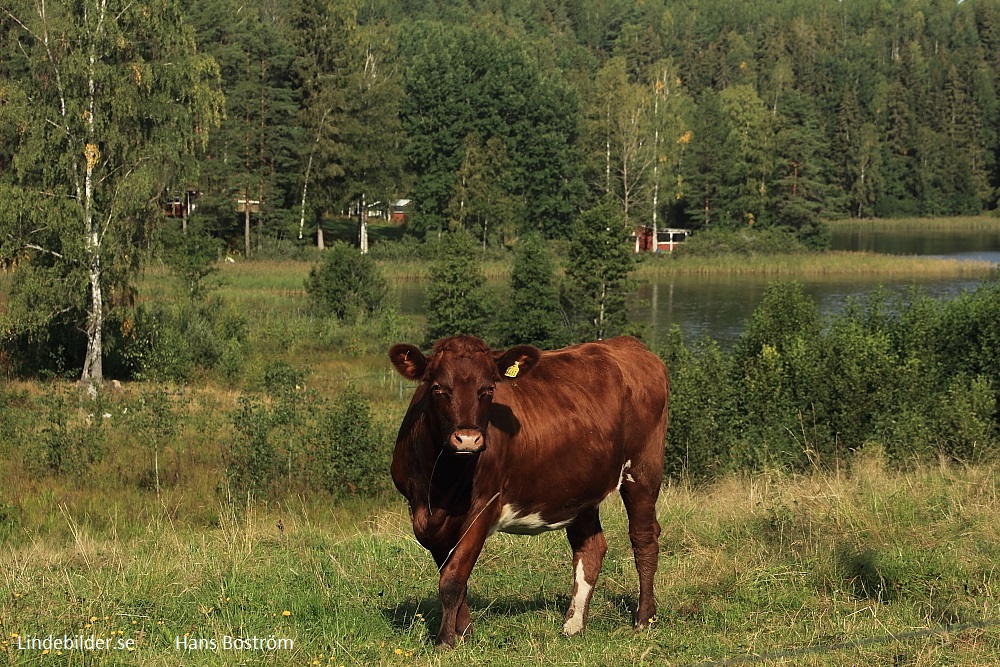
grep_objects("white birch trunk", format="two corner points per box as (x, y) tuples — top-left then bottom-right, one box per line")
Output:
(299, 152), (313, 240)
(651, 73), (664, 253)
(80, 0), (108, 394)
(359, 193), (369, 254)
(244, 187), (251, 258)
(300, 108), (329, 244)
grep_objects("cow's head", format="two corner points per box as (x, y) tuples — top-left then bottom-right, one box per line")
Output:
(389, 335), (541, 455)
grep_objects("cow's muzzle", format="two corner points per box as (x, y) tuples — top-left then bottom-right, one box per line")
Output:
(448, 428), (485, 454)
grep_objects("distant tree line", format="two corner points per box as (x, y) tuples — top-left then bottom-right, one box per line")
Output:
(174, 0), (1000, 248)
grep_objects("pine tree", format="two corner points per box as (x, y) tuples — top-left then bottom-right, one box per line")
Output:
(184, 0), (301, 254)
(496, 233), (565, 349)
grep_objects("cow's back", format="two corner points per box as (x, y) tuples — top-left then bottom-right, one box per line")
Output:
(485, 337), (667, 519)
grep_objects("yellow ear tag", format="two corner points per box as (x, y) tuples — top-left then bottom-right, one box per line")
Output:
(504, 360), (520, 378)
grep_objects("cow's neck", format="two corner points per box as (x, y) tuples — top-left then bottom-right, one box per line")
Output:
(418, 434), (479, 515)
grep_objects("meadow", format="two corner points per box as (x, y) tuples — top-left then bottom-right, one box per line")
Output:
(2, 446), (999, 666)
(3, 224), (1000, 665)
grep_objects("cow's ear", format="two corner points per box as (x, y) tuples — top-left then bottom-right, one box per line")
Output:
(389, 344), (427, 381)
(494, 345), (541, 381)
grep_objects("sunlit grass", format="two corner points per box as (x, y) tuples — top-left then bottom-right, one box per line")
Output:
(2, 458), (999, 665)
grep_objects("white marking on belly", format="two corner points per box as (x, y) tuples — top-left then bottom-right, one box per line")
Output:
(617, 459), (634, 490)
(491, 503), (572, 536)
(562, 559), (591, 636)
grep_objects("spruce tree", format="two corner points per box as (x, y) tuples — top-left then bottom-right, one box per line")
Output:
(496, 233), (565, 349)
(564, 196), (636, 342)
(423, 231), (489, 346)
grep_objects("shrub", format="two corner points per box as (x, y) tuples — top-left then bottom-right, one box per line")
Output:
(663, 277), (1000, 480)
(159, 222), (220, 299)
(226, 396), (279, 498)
(673, 227), (810, 257)
(313, 386), (387, 497)
(37, 390), (106, 477)
(661, 328), (737, 481)
(125, 297), (248, 382)
(304, 241), (389, 320)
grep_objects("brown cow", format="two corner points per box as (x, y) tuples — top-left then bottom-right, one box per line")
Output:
(388, 334), (668, 646)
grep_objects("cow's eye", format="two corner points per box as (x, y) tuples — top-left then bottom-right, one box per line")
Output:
(431, 383), (449, 397)
(479, 385), (495, 399)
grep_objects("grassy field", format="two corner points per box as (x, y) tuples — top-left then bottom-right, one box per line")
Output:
(1, 456), (999, 666)
(3, 218), (1000, 665)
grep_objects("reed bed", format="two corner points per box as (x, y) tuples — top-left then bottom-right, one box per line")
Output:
(171, 251), (996, 288)
(639, 251), (998, 278)
(828, 216), (1000, 231)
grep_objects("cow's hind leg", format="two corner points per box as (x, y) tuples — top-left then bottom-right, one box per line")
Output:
(620, 474), (661, 628)
(562, 506), (607, 636)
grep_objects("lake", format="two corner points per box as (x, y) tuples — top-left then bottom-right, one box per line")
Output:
(398, 225), (1000, 348)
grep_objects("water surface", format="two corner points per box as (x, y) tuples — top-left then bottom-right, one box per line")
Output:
(399, 227), (1000, 348)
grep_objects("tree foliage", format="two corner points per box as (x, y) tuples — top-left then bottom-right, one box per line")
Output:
(496, 233), (565, 349)
(0, 0), (223, 386)
(422, 231), (490, 345)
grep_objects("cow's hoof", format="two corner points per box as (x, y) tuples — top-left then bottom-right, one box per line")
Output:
(562, 617), (586, 636)
(634, 614), (657, 630)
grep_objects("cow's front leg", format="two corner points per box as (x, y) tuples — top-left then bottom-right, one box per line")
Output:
(563, 506), (607, 636)
(433, 516), (492, 647)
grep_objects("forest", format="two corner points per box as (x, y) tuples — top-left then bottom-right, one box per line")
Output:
(149, 0), (1000, 238)
(7, 0), (1000, 255)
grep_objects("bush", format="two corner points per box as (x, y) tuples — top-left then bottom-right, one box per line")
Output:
(661, 328), (737, 481)
(673, 227), (810, 257)
(124, 298), (248, 382)
(37, 390), (106, 477)
(160, 223), (220, 299)
(313, 386), (387, 497)
(226, 396), (278, 498)
(664, 277), (1000, 480)
(305, 241), (389, 320)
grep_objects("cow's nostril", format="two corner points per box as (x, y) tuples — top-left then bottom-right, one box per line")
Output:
(450, 429), (484, 453)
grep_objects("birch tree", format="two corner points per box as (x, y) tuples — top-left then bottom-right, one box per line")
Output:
(0, 0), (222, 391)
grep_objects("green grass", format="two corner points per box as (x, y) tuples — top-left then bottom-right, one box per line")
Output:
(2, 458), (999, 666)
(4, 219), (1000, 665)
